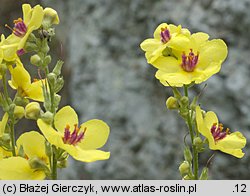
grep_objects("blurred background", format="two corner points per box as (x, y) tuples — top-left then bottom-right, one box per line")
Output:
(1, 0), (250, 179)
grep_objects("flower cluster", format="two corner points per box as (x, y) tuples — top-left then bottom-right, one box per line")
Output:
(0, 4), (110, 180)
(140, 23), (228, 87)
(140, 23), (246, 179)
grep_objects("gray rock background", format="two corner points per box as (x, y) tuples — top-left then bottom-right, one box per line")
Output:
(1, 0), (250, 179)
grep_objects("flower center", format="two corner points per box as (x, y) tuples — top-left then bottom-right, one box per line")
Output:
(5, 18), (27, 37)
(210, 123), (230, 142)
(160, 27), (171, 44)
(181, 49), (199, 72)
(62, 124), (86, 145)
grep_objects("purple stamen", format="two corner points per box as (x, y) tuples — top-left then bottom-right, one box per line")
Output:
(181, 49), (199, 72)
(210, 123), (229, 142)
(62, 125), (86, 145)
(63, 127), (71, 143)
(13, 18), (27, 37)
(160, 27), (171, 43)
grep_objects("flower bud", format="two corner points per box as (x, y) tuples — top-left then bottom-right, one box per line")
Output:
(166, 96), (179, 110)
(43, 8), (60, 27)
(30, 54), (41, 66)
(179, 161), (190, 176)
(184, 147), (192, 162)
(47, 73), (56, 86)
(44, 55), (51, 65)
(180, 96), (189, 107)
(41, 44), (50, 54)
(54, 94), (61, 108)
(194, 137), (204, 152)
(14, 97), (29, 107)
(41, 111), (54, 124)
(199, 167), (209, 180)
(55, 78), (64, 93)
(14, 105), (25, 119)
(9, 103), (16, 114)
(25, 102), (41, 120)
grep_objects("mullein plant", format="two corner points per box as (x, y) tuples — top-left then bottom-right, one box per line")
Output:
(140, 23), (247, 179)
(0, 4), (110, 180)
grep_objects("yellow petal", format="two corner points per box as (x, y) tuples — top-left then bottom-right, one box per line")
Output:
(78, 119), (110, 150)
(28, 5), (44, 29)
(153, 23), (169, 40)
(168, 24), (182, 35)
(22, 4), (32, 24)
(16, 131), (48, 163)
(196, 106), (213, 140)
(70, 148), (110, 163)
(54, 106), (78, 133)
(140, 38), (161, 52)
(156, 70), (198, 87)
(217, 132), (246, 151)
(148, 44), (168, 64)
(0, 157), (45, 179)
(25, 80), (44, 102)
(212, 132), (246, 158)
(168, 34), (191, 51)
(153, 56), (182, 73)
(191, 32), (209, 46)
(10, 65), (31, 91)
(198, 39), (228, 70)
(18, 26), (35, 50)
(0, 113), (9, 137)
(203, 111), (218, 130)
(38, 119), (64, 146)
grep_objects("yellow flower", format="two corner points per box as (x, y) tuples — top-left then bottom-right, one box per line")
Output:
(0, 131), (48, 180)
(154, 33), (228, 87)
(8, 61), (44, 102)
(195, 106), (246, 158)
(37, 106), (110, 163)
(4, 4), (44, 53)
(140, 23), (191, 64)
(43, 7), (60, 27)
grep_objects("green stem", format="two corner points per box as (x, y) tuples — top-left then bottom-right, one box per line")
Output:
(9, 116), (16, 156)
(193, 149), (199, 179)
(183, 85), (199, 180)
(2, 73), (16, 156)
(51, 146), (57, 180)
